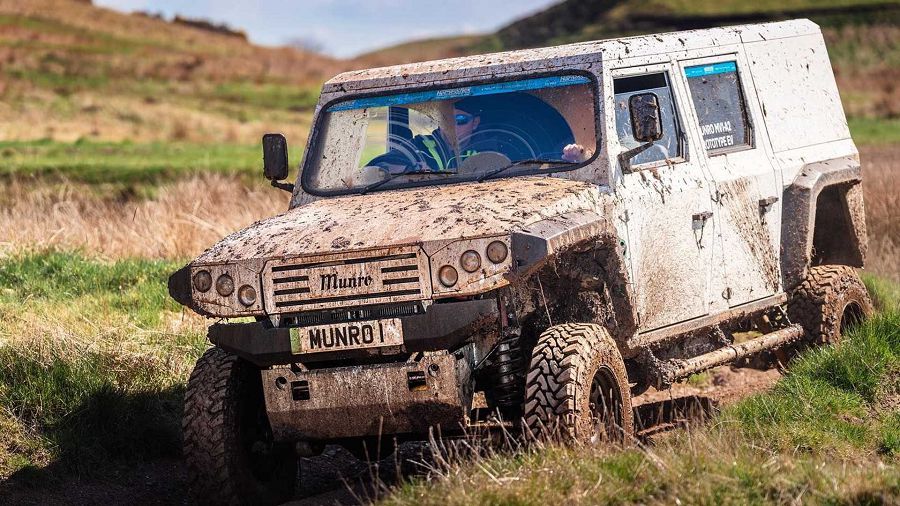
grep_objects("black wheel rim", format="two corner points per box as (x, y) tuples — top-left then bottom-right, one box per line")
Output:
(840, 300), (865, 335)
(588, 365), (624, 444)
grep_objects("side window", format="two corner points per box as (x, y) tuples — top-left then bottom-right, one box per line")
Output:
(613, 72), (683, 167)
(684, 61), (752, 154)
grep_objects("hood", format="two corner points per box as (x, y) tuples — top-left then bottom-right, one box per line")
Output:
(195, 177), (606, 264)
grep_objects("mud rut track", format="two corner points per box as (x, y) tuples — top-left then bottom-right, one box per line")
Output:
(0, 365), (780, 506)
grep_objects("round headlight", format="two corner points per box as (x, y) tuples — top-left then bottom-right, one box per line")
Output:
(237, 285), (257, 307)
(193, 270), (212, 292)
(460, 250), (481, 273)
(216, 274), (235, 297)
(486, 240), (508, 264)
(438, 265), (458, 287)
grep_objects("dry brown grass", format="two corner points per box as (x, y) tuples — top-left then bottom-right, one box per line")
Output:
(861, 145), (900, 282)
(0, 146), (894, 283)
(0, 175), (288, 259)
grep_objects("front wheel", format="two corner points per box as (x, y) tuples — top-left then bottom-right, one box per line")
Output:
(523, 323), (633, 444)
(183, 347), (297, 505)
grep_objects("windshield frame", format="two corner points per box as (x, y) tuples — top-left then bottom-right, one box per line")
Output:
(300, 69), (603, 197)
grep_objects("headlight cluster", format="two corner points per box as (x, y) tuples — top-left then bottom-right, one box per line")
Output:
(437, 240), (508, 287)
(193, 269), (257, 307)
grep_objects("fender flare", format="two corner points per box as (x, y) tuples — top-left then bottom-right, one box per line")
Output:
(781, 155), (866, 290)
(509, 210), (638, 340)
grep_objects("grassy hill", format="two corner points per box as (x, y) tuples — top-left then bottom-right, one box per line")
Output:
(0, 0), (348, 146)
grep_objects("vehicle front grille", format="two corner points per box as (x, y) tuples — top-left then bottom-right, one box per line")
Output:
(263, 247), (430, 313)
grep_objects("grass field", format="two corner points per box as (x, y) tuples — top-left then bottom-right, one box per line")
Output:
(0, 252), (205, 478)
(0, 250), (895, 502)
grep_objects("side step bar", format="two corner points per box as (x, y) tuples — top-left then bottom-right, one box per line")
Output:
(652, 324), (803, 389)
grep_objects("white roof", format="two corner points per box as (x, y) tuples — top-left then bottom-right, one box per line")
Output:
(323, 19), (819, 93)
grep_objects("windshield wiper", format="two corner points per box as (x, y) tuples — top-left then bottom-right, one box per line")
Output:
(360, 170), (449, 194)
(476, 159), (577, 183)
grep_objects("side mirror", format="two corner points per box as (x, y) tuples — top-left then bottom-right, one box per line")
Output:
(629, 93), (663, 142)
(262, 133), (289, 181)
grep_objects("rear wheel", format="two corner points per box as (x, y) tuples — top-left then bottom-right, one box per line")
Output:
(789, 265), (873, 346)
(183, 347), (297, 505)
(523, 323), (633, 444)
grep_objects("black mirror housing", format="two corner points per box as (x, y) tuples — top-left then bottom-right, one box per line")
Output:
(262, 133), (289, 181)
(629, 93), (663, 143)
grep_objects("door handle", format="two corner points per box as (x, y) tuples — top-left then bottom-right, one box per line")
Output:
(759, 196), (779, 212)
(692, 211), (713, 224)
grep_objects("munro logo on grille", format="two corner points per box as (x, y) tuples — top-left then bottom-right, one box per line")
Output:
(264, 248), (430, 313)
(320, 273), (373, 291)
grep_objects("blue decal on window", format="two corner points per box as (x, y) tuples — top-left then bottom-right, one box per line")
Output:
(327, 75), (591, 112)
(685, 61), (737, 79)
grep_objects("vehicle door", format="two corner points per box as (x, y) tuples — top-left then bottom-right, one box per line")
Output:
(611, 64), (716, 332)
(676, 54), (782, 308)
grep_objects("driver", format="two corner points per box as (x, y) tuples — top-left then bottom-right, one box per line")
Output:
(363, 97), (485, 173)
(418, 99), (483, 172)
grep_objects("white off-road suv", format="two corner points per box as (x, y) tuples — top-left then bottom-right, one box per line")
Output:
(169, 19), (871, 504)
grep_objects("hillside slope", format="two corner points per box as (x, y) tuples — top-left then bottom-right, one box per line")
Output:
(0, 0), (351, 144)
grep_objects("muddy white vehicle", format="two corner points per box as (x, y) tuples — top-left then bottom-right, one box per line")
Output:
(169, 19), (872, 504)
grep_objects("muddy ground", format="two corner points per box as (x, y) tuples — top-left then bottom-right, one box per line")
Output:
(0, 365), (780, 506)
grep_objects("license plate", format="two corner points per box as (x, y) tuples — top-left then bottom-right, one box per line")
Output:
(289, 318), (404, 354)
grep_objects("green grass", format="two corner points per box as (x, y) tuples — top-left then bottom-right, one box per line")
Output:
(849, 117), (900, 145)
(727, 313), (899, 453)
(0, 139), (267, 186)
(0, 251), (206, 478)
(0, 250), (181, 326)
(864, 272), (900, 312)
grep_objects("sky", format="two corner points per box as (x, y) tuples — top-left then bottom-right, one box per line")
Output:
(94, 0), (560, 58)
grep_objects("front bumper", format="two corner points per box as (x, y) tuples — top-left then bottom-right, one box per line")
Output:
(208, 298), (498, 366)
(262, 349), (474, 441)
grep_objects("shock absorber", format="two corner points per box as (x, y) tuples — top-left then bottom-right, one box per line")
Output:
(488, 326), (526, 418)
(485, 296), (525, 420)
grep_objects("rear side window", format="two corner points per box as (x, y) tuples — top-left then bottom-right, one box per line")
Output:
(684, 61), (752, 154)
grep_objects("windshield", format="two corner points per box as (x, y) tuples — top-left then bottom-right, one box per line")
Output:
(303, 74), (598, 195)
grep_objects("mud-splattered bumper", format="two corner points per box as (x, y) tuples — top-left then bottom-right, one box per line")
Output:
(207, 299), (498, 366)
(261, 350), (473, 441)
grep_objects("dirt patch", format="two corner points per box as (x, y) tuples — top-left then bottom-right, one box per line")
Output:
(636, 365), (782, 408)
(0, 459), (187, 506)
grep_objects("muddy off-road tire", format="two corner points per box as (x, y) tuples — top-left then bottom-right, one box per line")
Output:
(183, 347), (297, 506)
(523, 323), (633, 444)
(789, 265), (873, 346)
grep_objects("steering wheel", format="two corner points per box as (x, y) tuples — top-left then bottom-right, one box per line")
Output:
(357, 165), (390, 186)
(458, 151), (512, 176)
